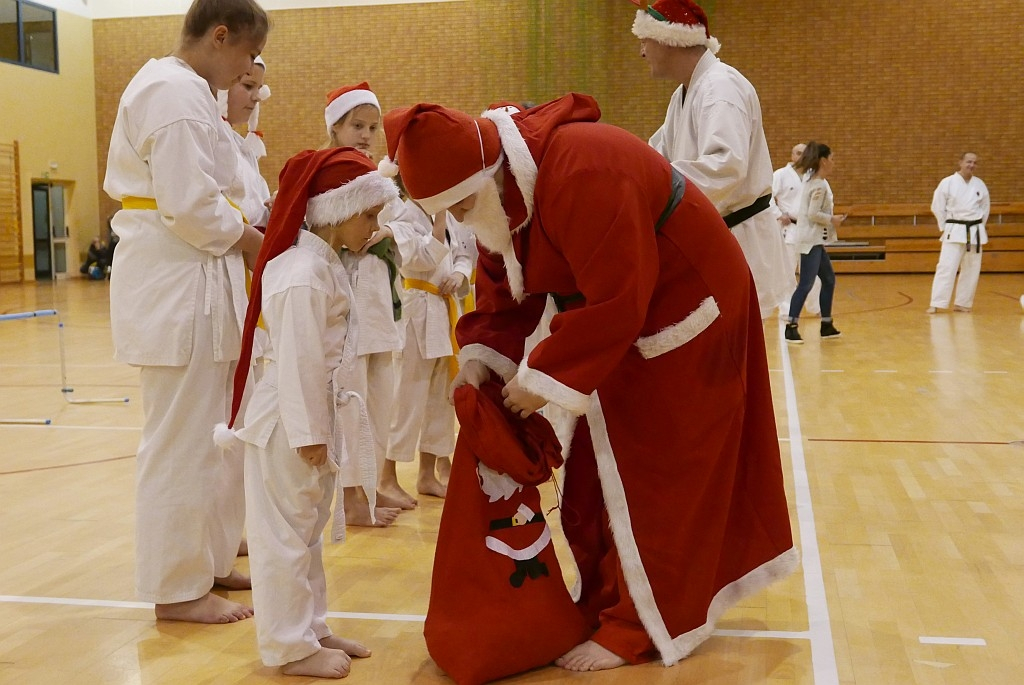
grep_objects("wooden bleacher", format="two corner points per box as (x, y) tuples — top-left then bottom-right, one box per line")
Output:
(827, 202), (1024, 273)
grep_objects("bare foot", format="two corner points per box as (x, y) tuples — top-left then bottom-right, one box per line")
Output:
(555, 641), (627, 672)
(376, 488), (416, 510)
(213, 568), (251, 590)
(926, 307), (938, 314)
(320, 634), (372, 658)
(281, 647), (351, 679)
(237, 538), (248, 557)
(155, 593), (253, 624)
(435, 457), (451, 486)
(344, 501), (400, 527)
(953, 305), (972, 312)
(416, 474), (447, 499)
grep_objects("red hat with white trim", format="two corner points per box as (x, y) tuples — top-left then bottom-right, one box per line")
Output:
(630, 0), (720, 54)
(215, 147), (398, 443)
(381, 104), (503, 216)
(324, 82), (380, 137)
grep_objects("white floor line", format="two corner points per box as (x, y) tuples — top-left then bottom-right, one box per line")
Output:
(919, 636), (986, 646)
(778, 321), (840, 685)
(0, 424), (140, 431)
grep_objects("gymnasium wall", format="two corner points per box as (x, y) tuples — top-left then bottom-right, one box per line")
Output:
(93, 0), (1022, 229)
(0, 9), (99, 281)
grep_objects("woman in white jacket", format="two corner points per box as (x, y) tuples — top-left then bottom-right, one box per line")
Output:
(102, 0), (267, 624)
(784, 141), (846, 344)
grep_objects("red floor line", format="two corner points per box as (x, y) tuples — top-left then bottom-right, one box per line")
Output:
(0, 453), (134, 476)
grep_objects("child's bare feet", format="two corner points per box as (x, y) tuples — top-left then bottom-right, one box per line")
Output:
(281, 647), (351, 679)
(345, 503), (401, 527)
(375, 488), (416, 510)
(435, 456), (452, 486)
(213, 568), (251, 590)
(416, 474), (447, 499)
(320, 635), (371, 658)
(555, 641), (627, 672)
(154, 593), (253, 623)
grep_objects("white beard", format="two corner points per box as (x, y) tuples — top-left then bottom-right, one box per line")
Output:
(460, 177), (525, 302)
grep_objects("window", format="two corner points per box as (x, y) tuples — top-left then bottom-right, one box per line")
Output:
(0, 0), (57, 73)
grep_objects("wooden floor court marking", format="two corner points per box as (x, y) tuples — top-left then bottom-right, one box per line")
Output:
(778, 320), (840, 685)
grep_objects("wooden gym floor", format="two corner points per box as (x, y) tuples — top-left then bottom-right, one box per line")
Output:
(1, 272), (1023, 684)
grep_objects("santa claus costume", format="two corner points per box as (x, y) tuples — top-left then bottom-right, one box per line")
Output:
(217, 147), (399, 669)
(382, 94), (797, 667)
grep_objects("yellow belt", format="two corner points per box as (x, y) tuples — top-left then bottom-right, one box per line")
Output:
(462, 267), (477, 314)
(403, 277), (459, 380)
(120, 195), (248, 224)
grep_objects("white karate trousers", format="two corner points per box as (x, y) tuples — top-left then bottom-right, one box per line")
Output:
(245, 426), (336, 666)
(340, 351), (394, 487)
(929, 242), (983, 309)
(387, 335), (455, 461)
(135, 294), (243, 604)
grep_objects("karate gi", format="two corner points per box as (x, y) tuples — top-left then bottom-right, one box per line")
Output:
(335, 204), (404, 504)
(103, 56), (248, 603)
(458, 95), (797, 665)
(235, 230), (357, 666)
(650, 50), (790, 320)
(388, 201), (474, 462)
(773, 162), (820, 315)
(928, 172), (990, 310)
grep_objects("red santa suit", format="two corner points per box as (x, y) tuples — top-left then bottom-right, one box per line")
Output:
(383, 94), (798, 666)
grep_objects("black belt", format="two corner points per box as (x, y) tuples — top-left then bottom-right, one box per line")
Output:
(489, 512), (545, 530)
(946, 218), (984, 253)
(722, 193), (772, 229)
(550, 167), (687, 313)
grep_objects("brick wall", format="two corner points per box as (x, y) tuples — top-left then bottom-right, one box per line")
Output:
(94, 0), (1022, 227)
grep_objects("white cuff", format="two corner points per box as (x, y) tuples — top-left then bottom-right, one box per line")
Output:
(459, 343), (517, 381)
(517, 358), (591, 416)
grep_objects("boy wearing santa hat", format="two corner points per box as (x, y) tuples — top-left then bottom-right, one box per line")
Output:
(218, 146), (399, 678)
(382, 95), (797, 672)
(633, 0), (791, 321)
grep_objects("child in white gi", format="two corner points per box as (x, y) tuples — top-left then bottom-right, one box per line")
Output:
(325, 82), (414, 520)
(102, 0), (267, 624)
(216, 147), (400, 678)
(386, 204), (474, 499)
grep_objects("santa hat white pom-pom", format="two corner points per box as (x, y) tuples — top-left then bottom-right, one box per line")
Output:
(378, 157), (399, 178)
(213, 422), (241, 449)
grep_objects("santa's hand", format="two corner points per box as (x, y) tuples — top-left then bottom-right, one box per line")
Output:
(297, 443), (328, 467)
(448, 359), (490, 403)
(264, 190), (277, 210)
(502, 376), (547, 418)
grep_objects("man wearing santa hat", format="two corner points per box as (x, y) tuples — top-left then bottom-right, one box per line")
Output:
(382, 95), (797, 672)
(632, 0), (791, 321)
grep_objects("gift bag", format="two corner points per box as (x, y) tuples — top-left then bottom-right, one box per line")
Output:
(424, 381), (590, 685)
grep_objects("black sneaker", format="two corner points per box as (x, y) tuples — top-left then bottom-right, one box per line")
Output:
(820, 321), (842, 339)
(785, 323), (803, 344)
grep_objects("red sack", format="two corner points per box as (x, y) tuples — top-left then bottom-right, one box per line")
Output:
(424, 381), (590, 685)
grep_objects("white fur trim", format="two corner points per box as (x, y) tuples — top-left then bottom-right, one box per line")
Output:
(517, 358), (591, 416)
(213, 422), (240, 449)
(378, 156), (399, 178)
(415, 155), (504, 217)
(502, 244), (525, 303)
(587, 396), (800, 665)
(458, 343), (518, 381)
(632, 10), (720, 54)
(482, 109), (538, 232)
(306, 172), (399, 227)
(325, 89), (380, 136)
(635, 296), (719, 359)
(662, 547), (800, 664)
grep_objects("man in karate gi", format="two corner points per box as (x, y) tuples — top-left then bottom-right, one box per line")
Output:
(633, 0), (790, 320)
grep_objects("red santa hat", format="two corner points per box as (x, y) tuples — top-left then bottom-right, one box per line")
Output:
(324, 82), (381, 137)
(630, 0), (721, 54)
(215, 147), (398, 443)
(380, 104), (504, 217)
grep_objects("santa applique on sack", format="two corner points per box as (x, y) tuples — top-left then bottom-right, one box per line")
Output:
(424, 380), (590, 685)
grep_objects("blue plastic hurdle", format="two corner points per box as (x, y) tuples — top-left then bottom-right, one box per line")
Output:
(0, 309), (130, 425)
